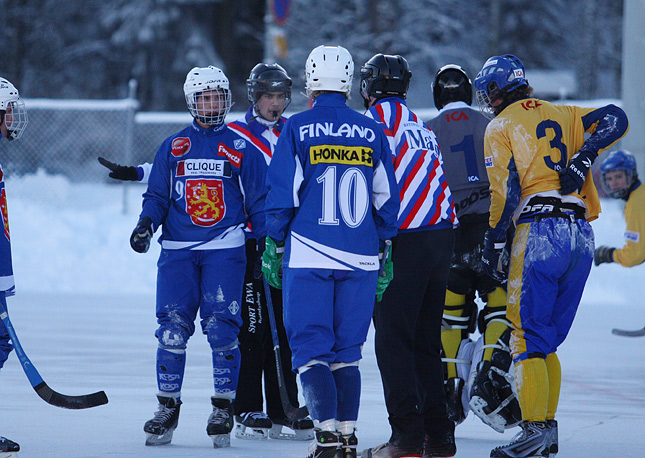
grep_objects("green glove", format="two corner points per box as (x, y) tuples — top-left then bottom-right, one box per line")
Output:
(262, 236), (284, 289)
(376, 241), (393, 302)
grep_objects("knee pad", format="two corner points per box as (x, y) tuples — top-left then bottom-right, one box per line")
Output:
(156, 324), (190, 350)
(205, 318), (240, 351)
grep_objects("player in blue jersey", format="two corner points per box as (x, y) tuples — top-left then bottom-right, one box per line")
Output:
(426, 64), (520, 434)
(228, 63), (313, 441)
(475, 54), (628, 458)
(263, 45), (400, 458)
(130, 65), (268, 449)
(360, 54), (458, 458)
(0, 76), (28, 457)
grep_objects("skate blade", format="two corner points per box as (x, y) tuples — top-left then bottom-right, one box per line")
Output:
(269, 424), (314, 441)
(144, 430), (174, 446)
(209, 433), (231, 448)
(234, 424), (269, 440)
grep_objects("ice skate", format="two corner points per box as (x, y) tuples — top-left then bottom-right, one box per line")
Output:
(341, 431), (358, 458)
(207, 397), (233, 448)
(490, 421), (550, 458)
(361, 442), (423, 458)
(234, 411), (272, 440)
(0, 436), (19, 457)
(270, 416), (315, 441)
(305, 429), (341, 458)
(546, 420), (558, 455)
(143, 396), (181, 446)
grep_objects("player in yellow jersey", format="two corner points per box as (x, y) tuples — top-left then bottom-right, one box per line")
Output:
(474, 54), (628, 458)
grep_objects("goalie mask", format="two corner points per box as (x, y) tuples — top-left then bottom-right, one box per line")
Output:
(305, 45), (354, 98)
(184, 66), (233, 127)
(600, 150), (638, 199)
(0, 77), (28, 141)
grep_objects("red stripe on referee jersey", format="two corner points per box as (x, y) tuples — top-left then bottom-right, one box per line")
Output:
(427, 180), (448, 226)
(228, 123), (272, 159)
(400, 163), (436, 229)
(398, 149), (425, 199)
(392, 103), (403, 138)
(375, 105), (393, 137)
(394, 141), (409, 170)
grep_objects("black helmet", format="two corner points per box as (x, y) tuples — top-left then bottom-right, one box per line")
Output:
(360, 54), (412, 109)
(246, 63), (292, 106)
(432, 64), (472, 110)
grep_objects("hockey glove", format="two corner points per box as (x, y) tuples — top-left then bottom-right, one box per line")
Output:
(376, 240), (393, 302)
(559, 149), (596, 195)
(482, 230), (508, 283)
(262, 236), (284, 289)
(130, 216), (153, 253)
(98, 156), (139, 181)
(594, 245), (615, 266)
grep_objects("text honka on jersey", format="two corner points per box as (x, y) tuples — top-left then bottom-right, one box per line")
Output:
(310, 145), (373, 166)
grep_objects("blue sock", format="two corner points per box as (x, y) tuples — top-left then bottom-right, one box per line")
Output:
(299, 364), (337, 422)
(332, 366), (361, 422)
(212, 346), (241, 398)
(156, 347), (186, 398)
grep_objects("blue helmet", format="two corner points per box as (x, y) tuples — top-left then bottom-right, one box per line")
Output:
(474, 54), (528, 118)
(600, 150), (638, 198)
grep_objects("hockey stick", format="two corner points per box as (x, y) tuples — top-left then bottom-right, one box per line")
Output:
(611, 326), (645, 337)
(0, 295), (109, 409)
(262, 277), (309, 421)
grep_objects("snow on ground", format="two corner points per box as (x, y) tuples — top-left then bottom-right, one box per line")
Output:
(0, 174), (644, 457)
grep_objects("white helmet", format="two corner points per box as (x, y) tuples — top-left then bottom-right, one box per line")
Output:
(0, 77), (28, 141)
(305, 45), (354, 98)
(183, 66), (233, 126)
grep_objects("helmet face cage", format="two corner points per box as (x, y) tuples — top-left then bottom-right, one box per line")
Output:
(185, 89), (232, 127)
(184, 66), (232, 126)
(474, 55), (527, 119)
(433, 65), (472, 109)
(0, 78), (28, 140)
(305, 45), (354, 98)
(359, 54), (411, 108)
(1, 99), (28, 141)
(601, 150), (638, 198)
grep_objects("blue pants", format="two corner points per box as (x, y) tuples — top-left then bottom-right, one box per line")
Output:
(507, 218), (593, 361)
(155, 247), (245, 396)
(283, 267), (378, 371)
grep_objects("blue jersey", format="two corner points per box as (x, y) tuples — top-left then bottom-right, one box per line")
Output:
(265, 93), (400, 270)
(140, 120), (267, 250)
(0, 164), (14, 294)
(228, 105), (286, 167)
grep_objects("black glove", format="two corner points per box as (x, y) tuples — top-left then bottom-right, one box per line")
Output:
(130, 217), (153, 253)
(594, 245), (615, 266)
(482, 230), (507, 283)
(98, 157), (139, 181)
(559, 150), (596, 195)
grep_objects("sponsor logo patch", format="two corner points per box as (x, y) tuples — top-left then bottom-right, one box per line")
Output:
(176, 159), (232, 177)
(485, 156), (494, 168)
(310, 145), (373, 166)
(625, 230), (640, 243)
(234, 139), (246, 149)
(218, 143), (243, 168)
(228, 300), (240, 315)
(171, 137), (191, 157)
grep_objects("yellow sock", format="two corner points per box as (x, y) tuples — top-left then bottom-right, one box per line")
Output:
(442, 290), (466, 379)
(545, 353), (561, 420)
(514, 357), (548, 422)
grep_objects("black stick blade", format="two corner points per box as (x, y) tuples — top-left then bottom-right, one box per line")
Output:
(34, 382), (109, 409)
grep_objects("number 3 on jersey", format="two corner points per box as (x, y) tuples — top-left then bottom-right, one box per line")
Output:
(537, 119), (568, 171)
(317, 166), (369, 228)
